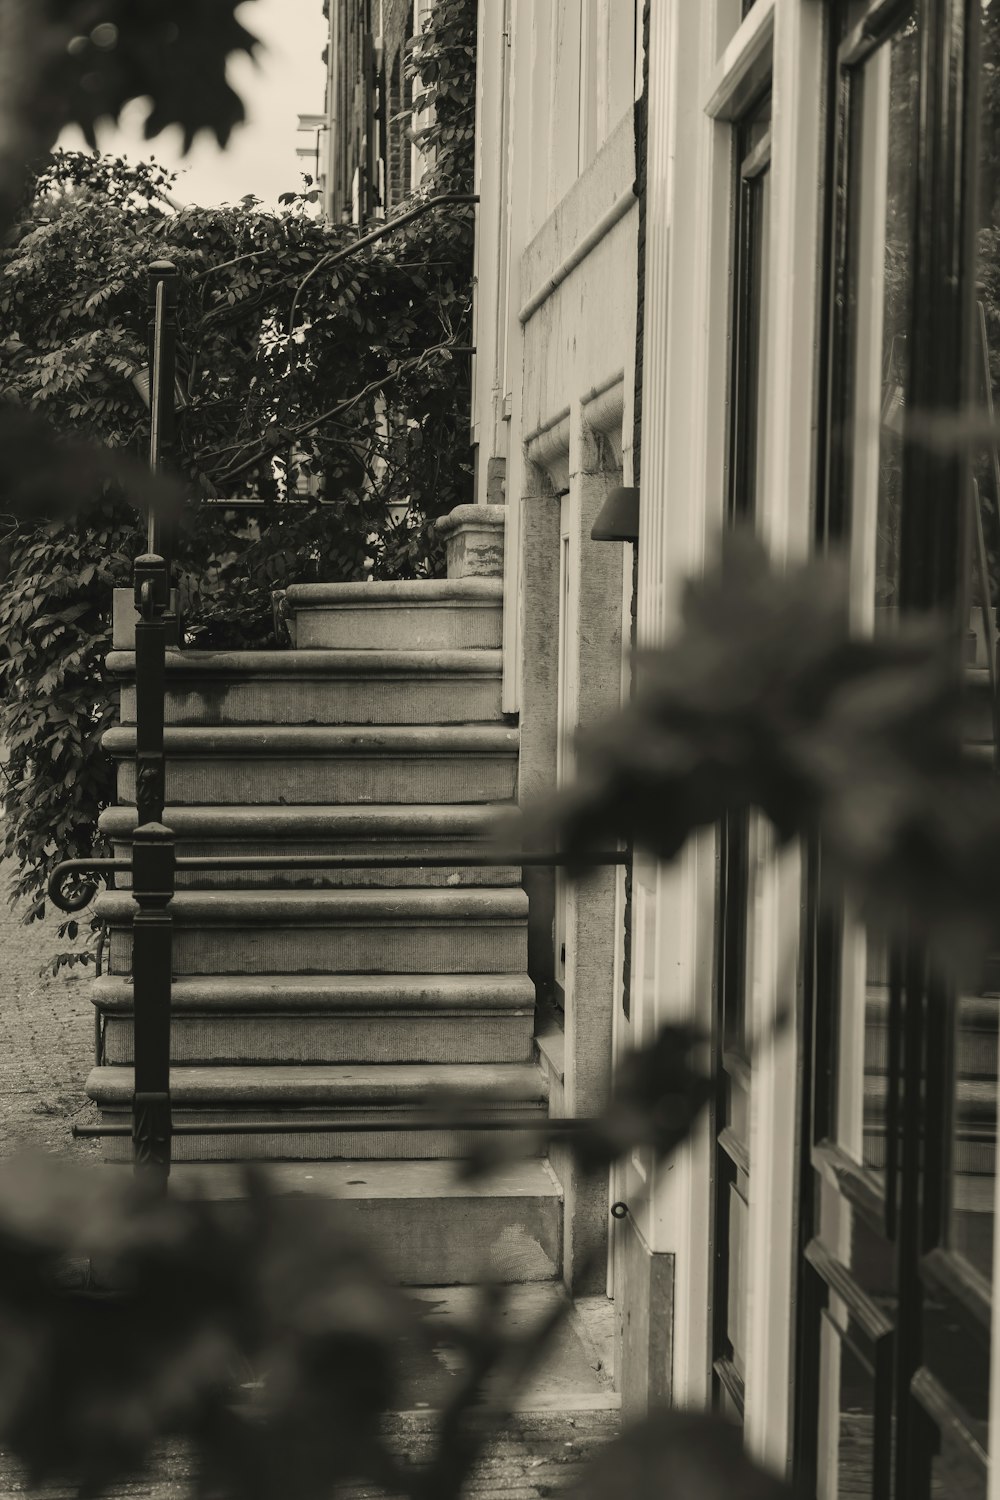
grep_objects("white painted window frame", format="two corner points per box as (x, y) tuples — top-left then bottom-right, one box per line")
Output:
(471, 0), (513, 470)
(411, 0), (435, 189)
(741, 0), (827, 1475)
(634, 0), (826, 1474)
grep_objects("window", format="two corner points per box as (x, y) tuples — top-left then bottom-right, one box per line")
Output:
(712, 85), (772, 1425)
(797, 3), (989, 1495)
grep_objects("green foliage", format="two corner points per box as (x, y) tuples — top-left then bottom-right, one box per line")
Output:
(409, 0), (478, 189)
(0, 0), (479, 912)
(0, 498), (135, 913)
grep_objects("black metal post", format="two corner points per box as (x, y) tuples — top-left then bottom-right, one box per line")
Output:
(147, 259), (179, 576)
(131, 551), (173, 1184)
(134, 553), (169, 825)
(130, 820), (174, 1184)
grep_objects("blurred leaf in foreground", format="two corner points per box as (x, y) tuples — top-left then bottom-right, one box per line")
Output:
(541, 530), (1000, 970)
(452, 1023), (713, 1180)
(0, 1154), (414, 1498)
(567, 1409), (794, 1500)
(0, 401), (183, 526)
(0, 1), (258, 231)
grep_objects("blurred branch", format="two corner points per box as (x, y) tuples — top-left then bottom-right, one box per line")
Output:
(538, 530), (1000, 974)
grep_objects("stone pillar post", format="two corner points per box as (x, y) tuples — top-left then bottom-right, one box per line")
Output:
(557, 412), (626, 1293)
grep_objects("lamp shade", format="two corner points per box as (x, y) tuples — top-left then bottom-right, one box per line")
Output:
(591, 486), (640, 542)
(132, 365), (188, 411)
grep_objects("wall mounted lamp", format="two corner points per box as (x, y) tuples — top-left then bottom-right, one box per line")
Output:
(591, 486), (640, 543)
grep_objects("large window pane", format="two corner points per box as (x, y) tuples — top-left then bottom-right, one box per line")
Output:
(825, 18), (919, 1216)
(947, 993), (998, 1283)
(712, 86), (772, 1421)
(834, 913), (892, 1179)
(816, 1311), (887, 1500)
(947, 0), (1000, 1293)
(727, 91), (771, 523)
(845, 23), (918, 632)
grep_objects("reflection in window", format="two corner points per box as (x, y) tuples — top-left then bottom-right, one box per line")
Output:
(728, 91), (771, 524)
(845, 23), (917, 632)
(948, 993), (998, 1283)
(712, 87), (771, 1425)
(816, 1312), (886, 1500)
(835, 919), (893, 1178)
(826, 25), (918, 1243)
(947, 0), (1000, 1293)
(817, 1193), (896, 1328)
(932, 1432), (988, 1500)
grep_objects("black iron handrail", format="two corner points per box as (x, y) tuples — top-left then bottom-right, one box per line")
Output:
(73, 1117), (597, 1139)
(49, 848), (629, 907)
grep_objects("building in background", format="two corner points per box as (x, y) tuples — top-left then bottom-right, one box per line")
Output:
(295, 111), (328, 203)
(472, 1), (1000, 1495)
(311, 0), (434, 225)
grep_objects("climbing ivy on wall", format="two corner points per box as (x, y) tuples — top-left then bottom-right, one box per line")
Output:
(409, 0), (478, 187)
(0, 0), (478, 921)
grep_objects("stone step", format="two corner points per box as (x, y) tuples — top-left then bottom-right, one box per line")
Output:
(98, 803), (520, 888)
(283, 578), (503, 651)
(107, 649), (503, 726)
(102, 724), (519, 804)
(96, 887), (529, 976)
(94, 973), (537, 1064)
(162, 1160), (563, 1284)
(86, 1062), (549, 1163)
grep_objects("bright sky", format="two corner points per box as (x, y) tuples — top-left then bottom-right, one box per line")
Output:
(58, 0), (328, 209)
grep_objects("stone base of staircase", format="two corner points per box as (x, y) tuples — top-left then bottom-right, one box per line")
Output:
(94, 564), (564, 1291)
(156, 1160), (563, 1285)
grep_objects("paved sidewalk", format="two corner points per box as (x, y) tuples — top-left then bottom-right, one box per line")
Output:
(0, 1409), (620, 1499)
(0, 856), (100, 1162)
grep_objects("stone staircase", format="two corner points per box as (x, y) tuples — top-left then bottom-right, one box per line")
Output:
(86, 573), (564, 1286)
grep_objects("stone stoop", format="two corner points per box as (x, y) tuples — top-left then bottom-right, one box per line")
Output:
(101, 726), (519, 805)
(89, 572), (560, 1284)
(98, 804), (522, 886)
(107, 648), (504, 726)
(283, 577), (504, 650)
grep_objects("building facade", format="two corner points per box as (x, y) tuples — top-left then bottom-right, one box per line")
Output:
(310, 0), (434, 225)
(472, 0), (1000, 1495)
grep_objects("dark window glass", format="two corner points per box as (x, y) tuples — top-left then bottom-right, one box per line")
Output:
(842, 21), (917, 626)
(816, 1319), (887, 1500)
(712, 88), (772, 1423)
(800, 2), (995, 1495)
(948, 0), (1000, 1292)
(932, 1432), (988, 1500)
(727, 91), (772, 524)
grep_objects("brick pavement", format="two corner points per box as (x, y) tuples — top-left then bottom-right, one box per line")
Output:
(0, 855), (100, 1162)
(0, 1409), (620, 1499)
